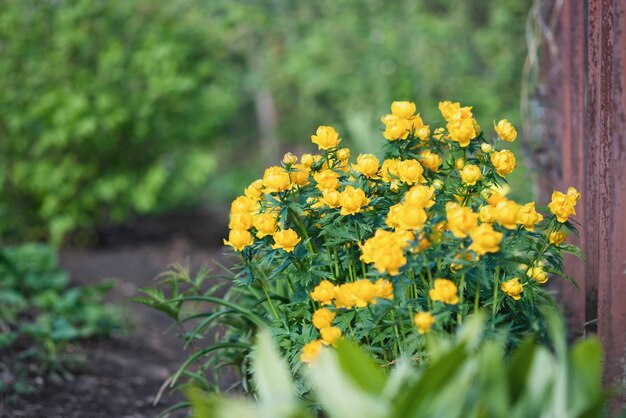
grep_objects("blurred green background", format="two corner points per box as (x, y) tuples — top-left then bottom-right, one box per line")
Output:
(0, 0), (532, 244)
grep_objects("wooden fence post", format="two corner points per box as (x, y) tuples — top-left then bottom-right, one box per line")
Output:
(542, 0), (626, 408)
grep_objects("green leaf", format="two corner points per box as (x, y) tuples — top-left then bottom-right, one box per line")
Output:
(334, 339), (386, 395)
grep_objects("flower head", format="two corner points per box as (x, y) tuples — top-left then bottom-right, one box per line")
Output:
(446, 202), (478, 238)
(548, 189), (579, 222)
(501, 278), (523, 300)
(516, 202), (543, 231)
(263, 166), (291, 193)
(300, 340), (324, 363)
(312, 308), (336, 329)
(352, 154), (380, 178)
(339, 186), (370, 215)
(311, 126), (341, 150)
(320, 326), (342, 346)
(494, 119), (517, 142)
(253, 213), (278, 238)
(414, 312), (435, 334)
(491, 150), (516, 177)
(397, 159), (424, 185)
(224, 229), (254, 251)
(527, 266), (548, 284)
(272, 229), (301, 252)
(429, 278), (459, 304)
(391, 101), (416, 118)
(311, 280), (336, 305)
(469, 223), (503, 255)
(460, 164), (482, 186)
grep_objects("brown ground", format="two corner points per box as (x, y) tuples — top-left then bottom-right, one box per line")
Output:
(2, 211), (234, 418)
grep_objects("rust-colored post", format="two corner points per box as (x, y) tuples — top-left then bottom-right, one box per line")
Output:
(543, 0), (626, 407)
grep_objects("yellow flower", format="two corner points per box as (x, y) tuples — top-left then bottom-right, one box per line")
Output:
(320, 326), (342, 345)
(339, 186), (370, 216)
(373, 278), (394, 300)
(253, 213), (278, 238)
(271, 229), (301, 252)
(409, 114), (430, 140)
(300, 340), (324, 363)
(231, 195), (258, 215)
(486, 190), (508, 206)
(312, 308), (336, 329)
(447, 117), (477, 147)
(380, 159), (401, 182)
(490, 150), (516, 177)
(385, 204), (402, 228)
(460, 164), (482, 186)
(313, 169), (340, 192)
(396, 203), (428, 230)
(479, 205), (497, 223)
(468, 223), (503, 255)
(405, 185), (435, 208)
(481, 143), (493, 153)
(397, 159), (424, 185)
(548, 189), (578, 222)
(282, 152), (298, 165)
(391, 101), (416, 118)
(433, 127), (447, 141)
(311, 280), (336, 305)
(311, 126), (341, 150)
(289, 163), (310, 186)
(223, 229), (254, 251)
(495, 199), (521, 230)
(516, 202), (544, 231)
(352, 154), (380, 178)
(244, 179), (264, 200)
(438, 101), (462, 121)
(418, 150), (442, 172)
(429, 278), (459, 304)
(494, 119), (517, 142)
(229, 212), (253, 230)
(263, 166), (291, 193)
(360, 229), (407, 276)
(382, 114), (410, 141)
(336, 148), (350, 161)
(567, 187), (581, 203)
(333, 284), (357, 309)
(446, 202), (478, 238)
(501, 278), (523, 300)
(413, 312), (435, 334)
(527, 266), (548, 284)
(549, 231), (567, 246)
(320, 190), (341, 208)
(301, 153), (315, 167)
(455, 158), (465, 169)
(351, 279), (376, 308)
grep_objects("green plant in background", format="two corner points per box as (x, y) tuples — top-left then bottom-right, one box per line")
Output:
(191, 312), (611, 418)
(138, 101), (582, 408)
(0, 243), (121, 399)
(0, 0), (239, 243)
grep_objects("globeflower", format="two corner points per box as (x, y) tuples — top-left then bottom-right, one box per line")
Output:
(338, 186), (370, 215)
(224, 229), (254, 251)
(468, 223), (503, 255)
(527, 266), (548, 284)
(311, 125), (341, 150)
(548, 189), (579, 222)
(495, 199), (521, 230)
(373, 279), (394, 300)
(300, 340), (324, 364)
(494, 119), (517, 142)
(271, 229), (301, 252)
(282, 152), (298, 165)
(491, 150), (516, 177)
(479, 205), (497, 223)
(404, 185), (435, 208)
(290, 163), (310, 186)
(413, 312), (435, 334)
(429, 278), (459, 304)
(312, 308), (336, 329)
(310, 280), (336, 305)
(418, 150), (442, 172)
(313, 169), (340, 192)
(501, 278), (523, 300)
(352, 154), (380, 178)
(244, 179), (264, 200)
(549, 231), (567, 245)
(438, 101), (463, 121)
(460, 164), (482, 186)
(447, 117), (477, 147)
(320, 326), (342, 345)
(231, 195), (258, 215)
(253, 213), (278, 238)
(391, 100), (416, 118)
(382, 114), (410, 141)
(397, 159), (424, 185)
(410, 114), (430, 140)
(229, 212), (253, 230)
(263, 166), (291, 193)
(380, 159), (401, 183)
(446, 202), (478, 238)
(396, 203), (428, 230)
(516, 202), (543, 231)
(360, 229), (407, 276)
(336, 148), (350, 161)
(320, 190), (341, 208)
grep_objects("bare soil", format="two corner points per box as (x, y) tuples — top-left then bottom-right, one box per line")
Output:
(2, 211), (234, 418)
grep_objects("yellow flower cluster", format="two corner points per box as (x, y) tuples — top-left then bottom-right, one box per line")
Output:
(310, 278), (394, 310)
(381, 101), (430, 141)
(548, 187), (580, 223)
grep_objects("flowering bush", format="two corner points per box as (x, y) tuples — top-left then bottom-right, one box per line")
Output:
(140, 100), (582, 396)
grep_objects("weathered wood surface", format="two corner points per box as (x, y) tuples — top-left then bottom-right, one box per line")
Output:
(542, 0), (626, 408)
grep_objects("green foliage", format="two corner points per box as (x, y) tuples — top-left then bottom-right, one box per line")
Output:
(0, 243), (122, 398)
(0, 0), (239, 242)
(191, 314), (612, 418)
